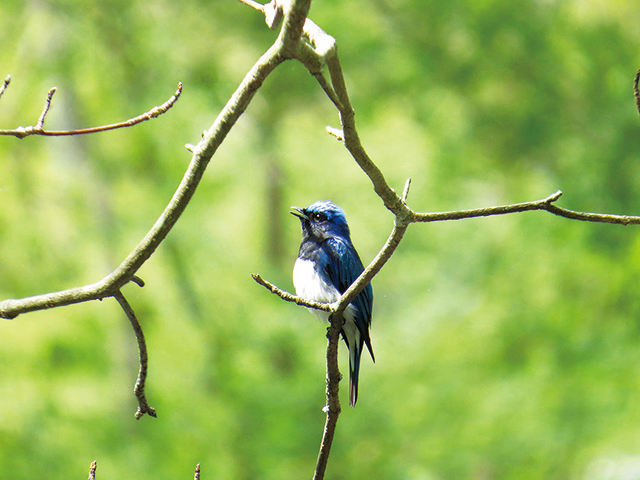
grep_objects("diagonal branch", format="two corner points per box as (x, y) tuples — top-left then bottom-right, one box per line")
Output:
(246, 9), (640, 479)
(0, 0), (311, 321)
(251, 273), (332, 311)
(88, 460), (97, 480)
(0, 82), (182, 139)
(0, 74), (10, 100)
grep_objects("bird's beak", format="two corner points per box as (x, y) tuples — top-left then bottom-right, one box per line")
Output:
(290, 206), (308, 220)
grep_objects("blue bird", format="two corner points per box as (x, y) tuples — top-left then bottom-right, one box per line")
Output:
(291, 200), (374, 407)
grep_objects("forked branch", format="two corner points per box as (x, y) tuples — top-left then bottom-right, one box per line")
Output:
(246, 3), (640, 479)
(0, 81), (182, 138)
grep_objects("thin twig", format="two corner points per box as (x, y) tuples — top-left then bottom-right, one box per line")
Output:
(113, 290), (157, 419)
(35, 87), (56, 129)
(0, 75), (11, 100)
(251, 273), (332, 311)
(402, 178), (411, 203)
(194, 463), (201, 480)
(88, 460), (97, 480)
(0, 82), (183, 139)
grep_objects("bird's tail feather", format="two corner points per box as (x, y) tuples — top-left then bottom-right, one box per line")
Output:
(349, 343), (363, 407)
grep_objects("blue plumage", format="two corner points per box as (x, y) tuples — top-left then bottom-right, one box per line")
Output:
(291, 200), (374, 407)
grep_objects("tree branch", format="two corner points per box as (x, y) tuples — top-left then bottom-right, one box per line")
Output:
(244, 9), (640, 479)
(0, 82), (182, 138)
(0, 0), (312, 321)
(313, 313), (342, 480)
(0, 74), (10, 100)
(251, 273), (332, 311)
(88, 460), (97, 480)
(113, 291), (156, 419)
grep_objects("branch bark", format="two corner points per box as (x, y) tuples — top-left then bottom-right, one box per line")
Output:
(1, 0), (312, 418)
(0, 82), (182, 138)
(248, 5), (640, 478)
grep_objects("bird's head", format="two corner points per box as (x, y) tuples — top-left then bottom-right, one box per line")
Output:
(291, 200), (351, 242)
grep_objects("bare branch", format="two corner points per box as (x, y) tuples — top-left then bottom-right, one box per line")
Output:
(0, 82), (183, 139)
(313, 314), (342, 480)
(0, 0), (314, 320)
(402, 178), (411, 203)
(88, 460), (97, 480)
(251, 273), (332, 312)
(113, 291), (156, 419)
(0, 74), (11, 100)
(35, 87), (56, 129)
(194, 463), (201, 480)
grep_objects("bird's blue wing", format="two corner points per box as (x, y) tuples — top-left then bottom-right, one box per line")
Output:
(323, 237), (374, 360)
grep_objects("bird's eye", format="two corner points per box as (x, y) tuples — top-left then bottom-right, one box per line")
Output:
(312, 212), (325, 222)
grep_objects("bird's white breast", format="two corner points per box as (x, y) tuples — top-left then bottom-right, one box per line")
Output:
(293, 258), (341, 322)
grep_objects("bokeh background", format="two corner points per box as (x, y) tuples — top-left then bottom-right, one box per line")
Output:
(2, 0), (640, 479)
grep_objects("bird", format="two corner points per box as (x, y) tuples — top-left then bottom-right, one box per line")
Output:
(290, 200), (374, 407)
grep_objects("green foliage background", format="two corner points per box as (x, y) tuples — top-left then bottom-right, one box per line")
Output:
(2, 0), (640, 479)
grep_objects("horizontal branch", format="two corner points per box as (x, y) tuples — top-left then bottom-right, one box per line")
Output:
(0, 82), (182, 138)
(410, 190), (640, 225)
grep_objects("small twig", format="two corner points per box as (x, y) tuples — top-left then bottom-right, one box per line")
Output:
(251, 273), (332, 312)
(402, 178), (411, 203)
(635, 69), (640, 117)
(194, 463), (201, 480)
(325, 126), (344, 141)
(113, 290), (157, 419)
(0, 74), (10, 100)
(0, 82), (182, 139)
(88, 460), (97, 480)
(129, 275), (146, 288)
(35, 87), (56, 129)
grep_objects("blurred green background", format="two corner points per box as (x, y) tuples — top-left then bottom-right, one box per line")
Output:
(2, 0), (640, 478)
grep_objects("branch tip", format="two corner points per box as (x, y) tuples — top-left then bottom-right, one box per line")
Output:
(36, 87), (57, 129)
(88, 460), (97, 480)
(0, 74), (11, 100)
(195, 463), (201, 480)
(129, 275), (145, 288)
(546, 190), (563, 203)
(326, 126), (344, 141)
(402, 178), (412, 202)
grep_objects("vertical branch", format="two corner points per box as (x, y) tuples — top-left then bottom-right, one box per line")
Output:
(88, 460), (97, 480)
(313, 313), (343, 480)
(113, 291), (157, 419)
